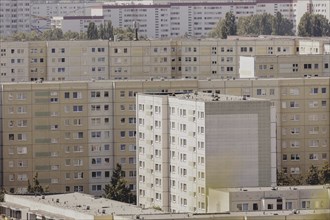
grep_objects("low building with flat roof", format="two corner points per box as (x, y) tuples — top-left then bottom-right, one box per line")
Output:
(208, 185), (330, 213)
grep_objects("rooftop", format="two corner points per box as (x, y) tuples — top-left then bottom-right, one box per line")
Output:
(174, 92), (265, 102)
(4, 193), (161, 216)
(212, 185), (330, 193)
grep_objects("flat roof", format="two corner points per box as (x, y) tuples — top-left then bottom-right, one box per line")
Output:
(0, 76), (330, 86)
(174, 92), (266, 102)
(211, 185), (330, 192)
(6, 193), (161, 216)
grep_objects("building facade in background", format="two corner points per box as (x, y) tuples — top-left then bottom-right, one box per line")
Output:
(1, 0), (330, 38)
(0, 0), (31, 36)
(0, 37), (329, 82)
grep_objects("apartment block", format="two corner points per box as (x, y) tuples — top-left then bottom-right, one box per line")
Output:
(208, 186), (330, 213)
(1, 77), (330, 196)
(46, 40), (109, 81)
(1, 0), (330, 38)
(0, 81), (114, 195)
(51, 16), (105, 33)
(93, 0), (297, 39)
(0, 41), (30, 82)
(0, 0), (31, 36)
(30, 0), (98, 33)
(1, 37), (329, 81)
(137, 92), (275, 212)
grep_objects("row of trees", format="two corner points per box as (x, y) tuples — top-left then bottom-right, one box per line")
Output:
(298, 13), (330, 37)
(23, 164), (136, 204)
(277, 163), (330, 186)
(210, 11), (330, 39)
(209, 12), (294, 38)
(3, 21), (135, 41)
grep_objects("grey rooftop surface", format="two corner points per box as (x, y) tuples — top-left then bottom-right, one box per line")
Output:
(10, 193), (161, 216)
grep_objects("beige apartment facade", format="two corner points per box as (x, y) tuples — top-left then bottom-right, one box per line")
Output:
(240, 54), (330, 78)
(1, 37), (329, 83)
(0, 77), (330, 195)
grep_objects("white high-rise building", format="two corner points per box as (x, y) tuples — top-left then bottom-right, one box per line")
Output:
(137, 92), (276, 212)
(0, 0), (31, 36)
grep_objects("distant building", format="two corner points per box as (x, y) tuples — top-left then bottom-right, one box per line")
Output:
(51, 16), (105, 33)
(0, 0), (31, 36)
(1, 0), (330, 37)
(137, 92), (276, 212)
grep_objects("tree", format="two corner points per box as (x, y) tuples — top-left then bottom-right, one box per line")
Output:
(114, 27), (135, 41)
(209, 12), (236, 39)
(277, 170), (305, 186)
(87, 22), (99, 40)
(298, 12), (330, 37)
(272, 12), (294, 35)
(27, 173), (46, 194)
(319, 162), (330, 184)
(98, 23), (106, 40)
(237, 13), (293, 36)
(305, 165), (321, 185)
(104, 21), (114, 40)
(63, 30), (80, 40)
(103, 164), (135, 204)
(0, 189), (6, 202)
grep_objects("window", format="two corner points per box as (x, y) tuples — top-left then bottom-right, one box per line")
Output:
(322, 153), (327, 160)
(92, 171), (102, 178)
(310, 88), (318, 94)
(289, 88), (299, 95)
(73, 145), (83, 152)
(64, 92), (70, 99)
(74, 132), (84, 139)
(309, 153), (318, 160)
(267, 204), (274, 210)
(290, 101), (299, 108)
(73, 105), (83, 112)
(73, 186), (83, 192)
(92, 158), (102, 165)
(291, 154), (300, 161)
(92, 185), (102, 191)
(286, 202), (293, 210)
(309, 101), (318, 108)
(17, 133), (27, 141)
(14, 105), (26, 114)
(304, 64), (312, 69)
(17, 147), (27, 154)
(257, 89), (266, 96)
(290, 128), (300, 135)
(73, 92), (82, 99)
(91, 131), (101, 138)
(282, 154), (287, 161)
(302, 201), (310, 209)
